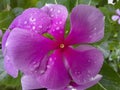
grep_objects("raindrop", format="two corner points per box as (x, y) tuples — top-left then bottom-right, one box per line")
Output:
(50, 8), (53, 12)
(68, 85), (73, 89)
(94, 27), (97, 30)
(56, 27), (60, 30)
(59, 21), (62, 24)
(47, 65), (51, 68)
(30, 17), (36, 22)
(51, 14), (54, 17)
(24, 21), (27, 24)
(40, 70), (45, 74)
(39, 25), (43, 29)
(32, 26), (35, 30)
(57, 10), (61, 13)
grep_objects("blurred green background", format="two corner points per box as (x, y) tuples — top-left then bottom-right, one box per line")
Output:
(0, 0), (120, 90)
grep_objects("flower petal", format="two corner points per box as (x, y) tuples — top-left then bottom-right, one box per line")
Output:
(66, 5), (104, 45)
(4, 55), (18, 78)
(9, 8), (51, 34)
(21, 75), (42, 90)
(116, 9), (120, 15)
(37, 50), (70, 89)
(48, 75), (102, 90)
(112, 15), (119, 21)
(67, 74), (102, 90)
(64, 45), (104, 85)
(2, 30), (10, 52)
(4, 28), (56, 74)
(41, 4), (68, 41)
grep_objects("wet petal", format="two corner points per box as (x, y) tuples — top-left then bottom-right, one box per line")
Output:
(4, 55), (18, 78)
(48, 74), (102, 90)
(64, 45), (104, 85)
(66, 74), (102, 90)
(41, 4), (68, 41)
(4, 28), (56, 74)
(9, 8), (51, 34)
(112, 15), (119, 21)
(21, 75), (42, 90)
(37, 50), (70, 89)
(66, 5), (104, 45)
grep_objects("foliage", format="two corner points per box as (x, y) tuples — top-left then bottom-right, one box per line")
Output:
(0, 0), (120, 90)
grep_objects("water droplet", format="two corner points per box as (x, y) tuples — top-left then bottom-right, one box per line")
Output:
(94, 27), (97, 30)
(30, 17), (36, 22)
(39, 25), (42, 29)
(47, 65), (50, 68)
(72, 88), (77, 90)
(51, 14), (54, 17)
(59, 21), (62, 24)
(40, 70), (45, 74)
(56, 27), (60, 30)
(68, 85), (73, 89)
(50, 8), (53, 11)
(24, 21), (27, 24)
(32, 26), (35, 30)
(57, 10), (60, 13)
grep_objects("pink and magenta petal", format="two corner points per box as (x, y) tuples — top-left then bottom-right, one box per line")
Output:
(37, 50), (70, 89)
(64, 45), (104, 85)
(41, 4), (68, 41)
(4, 28), (56, 74)
(66, 5), (104, 45)
(9, 8), (51, 34)
(21, 75), (42, 90)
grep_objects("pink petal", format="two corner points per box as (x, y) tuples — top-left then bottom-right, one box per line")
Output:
(116, 9), (120, 15)
(4, 28), (56, 74)
(41, 4), (68, 41)
(9, 8), (51, 34)
(64, 45), (104, 85)
(112, 15), (119, 21)
(65, 5), (104, 45)
(4, 55), (18, 78)
(37, 50), (70, 89)
(21, 75), (42, 90)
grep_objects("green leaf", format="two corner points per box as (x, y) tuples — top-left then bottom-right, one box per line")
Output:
(88, 62), (120, 90)
(0, 11), (15, 31)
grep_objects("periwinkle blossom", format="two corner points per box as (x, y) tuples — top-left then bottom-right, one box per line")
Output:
(112, 9), (120, 24)
(2, 4), (104, 90)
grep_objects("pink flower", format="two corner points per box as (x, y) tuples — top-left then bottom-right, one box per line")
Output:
(2, 4), (104, 90)
(112, 9), (120, 24)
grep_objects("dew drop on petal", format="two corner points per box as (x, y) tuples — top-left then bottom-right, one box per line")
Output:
(59, 21), (62, 24)
(40, 70), (45, 74)
(39, 25), (43, 29)
(57, 10), (61, 13)
(56, 27), (60, 30)
(24, 21), (27, 24)
(51, 14), (54, 17)
(50, 8), (53, 12)
(32, 26), (35, 30)
(30, 17), (36, 22)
